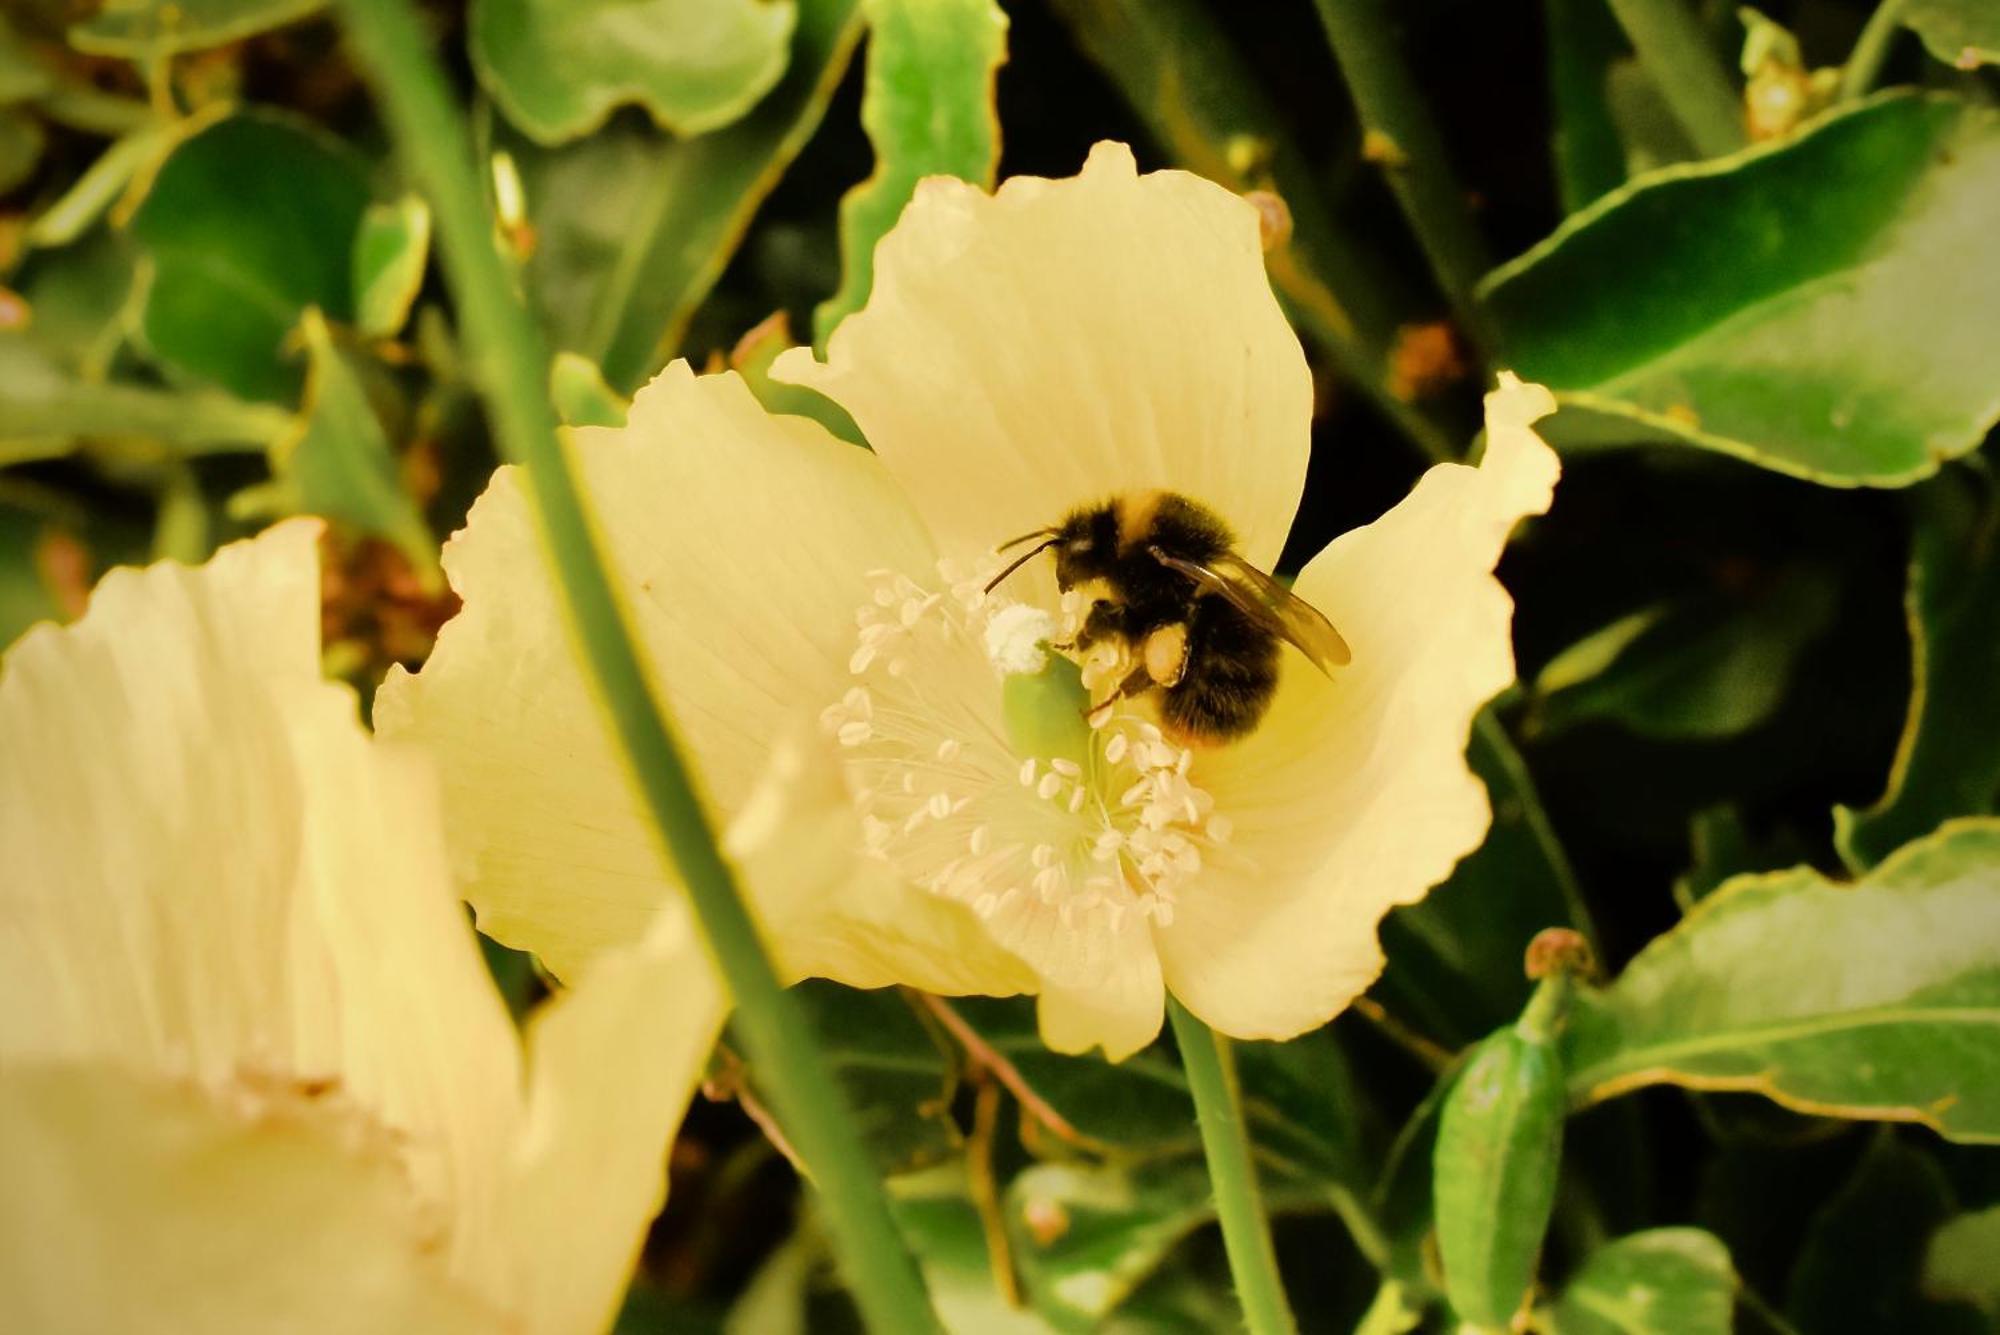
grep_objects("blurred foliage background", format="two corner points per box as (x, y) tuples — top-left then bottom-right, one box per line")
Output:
(3, 0), (1999, 1330)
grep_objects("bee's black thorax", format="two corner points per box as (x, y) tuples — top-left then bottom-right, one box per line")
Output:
(1056, 492), (1234, 623)
(1035, 491), (1279, 743)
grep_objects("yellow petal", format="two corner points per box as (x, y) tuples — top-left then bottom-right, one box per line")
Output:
(0, 1064), (498, 1334)
(375, 364), (940, 981)
(725, 725), (1039, 997)
(0, 522), (522, 1289)
(501, 905), (726, 1335)
(1035, 911), (1165, 1062)
(774, 141), (1312, 571)
(1157, 375), (1561, 1039)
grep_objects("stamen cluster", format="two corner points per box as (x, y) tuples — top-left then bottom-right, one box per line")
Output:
(817, 564), (1234, 979)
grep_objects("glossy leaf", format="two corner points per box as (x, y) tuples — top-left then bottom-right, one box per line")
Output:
(68, 0), (325, 55)
(1563, 818), (2000, 1141)
(813, 0), (1007, 346)
(1007, 1160), (1213, 1331)
(1542, 1228), (1737, 1334)
(351, 194), (430, 339)
(1836, 469), (2000, 871)
(25, 119), (187, 251)
(1528, 566), (1837, 740)
(1789, 1136), (1981, 1335)
(259, 308), (438, 584)
(516, 0), (864, 390)
(889, 1163), (1054, 1334)
(943, 996), (1372, 1194)
(1673, 805), (1807, 909)
(946, 996), (1197, 1152)
(549, 351), (628, 429)
(1007, 1158), (1322, 1332)
(1375, 711), (1595, 1046)
(776, 982), (962, 1175)
(1481, 93), (2000, 487)
(1904, 0), (2000, 70)
(469, 0), (795, 145)
(729, 312), (863, 445)
(129, 114), (370, 402)
(0, 339), (290, 456)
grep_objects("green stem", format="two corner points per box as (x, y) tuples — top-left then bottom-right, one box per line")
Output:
(1309, 0), (1492, 342)
(1167, 997), (1298, 1335)
(332, 4), (938, 1330)
(1603, 0), (1746, 156)
(1840, 0), (1909, 101)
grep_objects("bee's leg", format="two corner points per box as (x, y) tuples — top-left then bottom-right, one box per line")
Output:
(1057, 599), (1123, 652)
(1085, 663), (1155, 728)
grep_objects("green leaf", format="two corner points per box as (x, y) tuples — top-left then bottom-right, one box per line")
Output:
(1480, 93), (2000, 487)
(1542, 1229), (1737, 1334)
(945, 997), (1198, 1152)
(1924, 1204), (2000, 1317)
(513, 0), (864, 390)
(1528, 566), (1837, 740)
(68, 0), (325, 56)
(0, 106), (43, 195)
(812, 0), (1007, 347)
(350, 194), (430, 340)
(129, 113), (370, 402)
(729, 312), (863, 445)
(1836, 469), (2000, 871)
(549, 350), (628, 429)
(942, 995), (1372, 1198)
(469, 0), (795, 145)
(259, 308), (438, 584)
(1543, 0), (1633, 213)
(24, 118), (183, 251)
(1562, 818), (2000, 1141)
(1903, 0), (2000, 71)
(1789, 1135), (1982, 1335)
(1006, 1160), (1210, 1331)
(1375, 711), (1596, 1046)
(782, 981), (962, 1175)
(889, 1163), (1055, 1334)
(0, 338), (290, 456)
(1673, 804), (1808, 909)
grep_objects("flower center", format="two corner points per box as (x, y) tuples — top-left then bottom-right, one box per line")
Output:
(818, 562), (1232, 982)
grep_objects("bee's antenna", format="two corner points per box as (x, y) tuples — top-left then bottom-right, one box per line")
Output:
(983, 537), (1059, 594)
(994, 527), (1056, 552)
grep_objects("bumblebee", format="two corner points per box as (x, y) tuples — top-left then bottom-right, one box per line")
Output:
(984, 491), (1350, 743)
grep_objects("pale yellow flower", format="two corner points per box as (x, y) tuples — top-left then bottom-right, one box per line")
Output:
(0, 521), (722, 1334)
(379, 143), (1559, 1061)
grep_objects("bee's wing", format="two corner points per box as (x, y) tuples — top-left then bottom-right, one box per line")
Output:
(1149, 547), (1352, 676)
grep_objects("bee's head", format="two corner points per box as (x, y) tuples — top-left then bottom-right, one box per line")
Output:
(1051, 505), (1118, 591)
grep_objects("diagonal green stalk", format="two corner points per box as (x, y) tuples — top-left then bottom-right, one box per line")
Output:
(1309, 0), (1492, 343)
(332, 3), (938, 1329)
(1603, 0), (1746, 156)
(1168, 997), (1299, 1335)
(1839, 0), (1910, 101)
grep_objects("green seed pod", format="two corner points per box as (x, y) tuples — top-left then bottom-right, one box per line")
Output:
(1431, 933), (1585, 1331)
